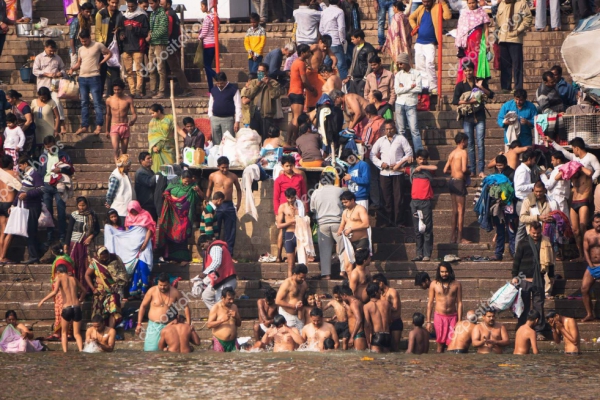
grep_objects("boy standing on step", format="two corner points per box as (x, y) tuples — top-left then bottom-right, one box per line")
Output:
(444, 132), (471, 244)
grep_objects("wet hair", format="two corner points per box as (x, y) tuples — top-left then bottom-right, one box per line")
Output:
(284, 187), (297, 198)
(157, 272), (170, 283)
(51, 243), (65, 256)
(542, 71), (555, 82)
(551, 151), (567, 163)
(281, 155), (295, 166)
(530, 221), (542, 231)
(414, 272), (431, 286)
(215, 72), (227, 82)
(413, 312), (425, 327)
(139, 151), (150, 162)
(79, 29), (91, 39)
(267, 125), (280, 138)
(298, 123), (312, 136)
(527, 309), (541, 321)
(569, 137), (586, 150)
(182, 117), (195, 126)
(372, 273), (388, 286)
(351, 29), (365, 40)
(297, 43), (311, 56)
(594, 212), (600, 220)
(366, 283), (380, 299)
(455, 132), (467, 144)
(550, 65), (562, 76)
(522, 149), (536, 161)
(332, 285), (341, 295)
(323, 337), (335, 350)
(91, 315), (104, 324)
(6, 114), (17, 124)
(1, 154), (13, 169)
(37, 86), (51, 98)
(5, 310), (17, 319)
(310, 307), (323, 317)
(495, 155), (507, 165)
(513, 89), (527, 100)
(369, 55), (381, 64)
(355, 248), (370, 266)
(319, 64), (333, 74)
(76, 196), (89, 206)
(339, 191), (356, 201)
(149, 103), (164, 113)
(545, 310), (557, 319)
(250, 12), (260, 22)
(508, 140), (522, 149)
(435, 262), (455, 282)
(365, 103), (377, 116)
(56, 265), (67, 273)
(339, 284), (353, 297)
(265, 287), (277, 302)
(222, 287), (236, 298)
(212, 191), (225, 201)
(319, 35), (332, 49)
(112, 79), (126, 89)
(416, 149), (429, 159)
(302, 289), (316, 306)
(320, 171), (336, 186)
(293, 264), (308, 275)
(273, 314), (287, 327)
(371, 90), (383, 102)
(217, 156), (230, 166)
(258, 62), (269, 72)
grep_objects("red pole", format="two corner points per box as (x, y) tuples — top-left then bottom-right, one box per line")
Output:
(437, 0), (443, 104)
(214, 0), (221, 73)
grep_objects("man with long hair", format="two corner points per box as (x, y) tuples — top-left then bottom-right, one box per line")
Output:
(426, 261), (463, 352)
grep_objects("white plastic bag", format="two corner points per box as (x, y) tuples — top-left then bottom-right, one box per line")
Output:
(511, 288), (525, 318)
(220, 131), (240, 167)
(415, 210), (426, 234)
(38, 203), (55, 228)
(5, 201), (29, 237)
(107, 37), (121, 68)
(488, 283), (519, 311)
(235, 127), (262, 167)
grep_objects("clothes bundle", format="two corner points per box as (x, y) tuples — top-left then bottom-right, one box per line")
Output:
(473, 174), (513, 232)
(542, 210), (573, 246)
(557, 160), (583, 180)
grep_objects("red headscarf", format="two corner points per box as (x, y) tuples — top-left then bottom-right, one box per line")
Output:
(125, 201), (157, 238)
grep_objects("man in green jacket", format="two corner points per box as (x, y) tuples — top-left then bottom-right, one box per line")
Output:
(146, 0), (169, 99)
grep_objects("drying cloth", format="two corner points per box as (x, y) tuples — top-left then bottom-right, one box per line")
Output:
(434, 312), (457, 345)
(104, 225), (154, 275)
(295, 215), (315, 265)
(0, 325), (43, 353)
(535, 113), (549, 131)
(557, 160), (583, 180)
(503, 111), (521, 145)
(242, 164), (260, 220)
(341, 234), (356, 265)
(143, 320), (166, 352)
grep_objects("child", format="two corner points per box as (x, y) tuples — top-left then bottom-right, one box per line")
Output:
(3, 114), (25, 172)
(253, 287), (278, 342)
(106, 208), (124, 231)
(406, 312), (430, 354)
(323, 285), (350, 350)
(444, 132), (471, 244)
(244, 13), (266, 74)
(410, 149), (437, 262)
(298, 289), (320, 326)
(200, 191), (225, 243)
(177, 117), (205, 150)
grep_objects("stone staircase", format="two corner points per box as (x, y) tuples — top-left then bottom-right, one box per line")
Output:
(1, 1), (599, 348)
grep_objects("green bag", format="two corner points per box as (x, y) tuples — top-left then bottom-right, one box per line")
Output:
(194, 39), (204, 70)
(476, 33), (491, 80)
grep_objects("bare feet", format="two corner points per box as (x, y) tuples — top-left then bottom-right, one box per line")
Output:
(232, 258), (238, 263)
(460, 238), (473, 244)
(94, 125), (103, 135)
(75, 127), (89, 136)
(478, 172), (486, 178)
(581, 315), (596, 323)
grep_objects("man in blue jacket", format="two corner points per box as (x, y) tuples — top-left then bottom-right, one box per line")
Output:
(341, 148), (370, 209)
(497, 89), (538, 147)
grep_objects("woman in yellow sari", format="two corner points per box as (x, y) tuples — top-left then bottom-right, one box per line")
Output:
(86, 247), (126, 328)
(148, 104), (175, 173)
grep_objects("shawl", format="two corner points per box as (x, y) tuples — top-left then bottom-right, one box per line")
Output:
(148, 114), (175, 148)
(383, 11), (412, 71)
(104, 225), (154, 275)
(0, 325), (43, 353)
(166, 178), (201, 222)
(455, 7), (490, 49)
(125, 200), (157, 238)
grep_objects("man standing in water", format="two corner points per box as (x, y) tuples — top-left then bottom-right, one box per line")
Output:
(406, 312), (430, 355)
(275, 264), (309, 331)
(581, 214), (600, 322)
(372, 273), (403, 352)
(85, 315), (116, 352)
(301, 308), (339, 351)
(447, 310), (478, 354)
(207, 287), (241, 352)
(38, 264), (87, 352)
(546, 310), (581, 355)
(206, 156), (242, 258)
(426, 262), (463, 353)
(339, 285), (367, 351)
(105, 79), (137, 163)
(513, 310), (540, 355)
(136, 273), (191, 352)
(472, 308), (510, 354)
(260, 315), (305, 351)
(443, 132), (471, 244)
(364, 282), (391, 353)
(159, 315), (201, 353)
(254, 288), (278, 342)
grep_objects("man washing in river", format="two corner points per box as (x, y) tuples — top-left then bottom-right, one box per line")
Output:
(275, 264), (309, 331)
(260, 314), (305, 351)
(207, 287), (242, 352)
(159, 315), (201, 353)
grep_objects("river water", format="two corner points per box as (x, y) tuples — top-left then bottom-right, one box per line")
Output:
(1, 351), (599, 399)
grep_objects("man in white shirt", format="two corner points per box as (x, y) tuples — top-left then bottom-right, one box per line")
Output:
(318, 0), (347, 79)
(394, 53), (423, 152)
(541, 151), (570, 218)
(513, 149), (537, 246)
(370, 119), (413, 227)
(32, 40), (66, 134)
(208, 72), (242, 145)
(294, 0), (321, 45)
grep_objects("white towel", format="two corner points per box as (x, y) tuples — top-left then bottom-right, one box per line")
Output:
(341, 234), (355, 264)
(242, 164), (260, 220)
(295, 215), (315, 265)
(103, 225), (154, 275)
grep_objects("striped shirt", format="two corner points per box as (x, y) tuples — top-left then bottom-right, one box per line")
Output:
(199, 13), (216, 48)
(200, 202), (218, 240)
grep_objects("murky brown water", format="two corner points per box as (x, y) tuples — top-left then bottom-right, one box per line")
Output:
(1, 351), (599, 399)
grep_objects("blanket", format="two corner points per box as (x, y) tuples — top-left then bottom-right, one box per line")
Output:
(104, 225), (153, 275)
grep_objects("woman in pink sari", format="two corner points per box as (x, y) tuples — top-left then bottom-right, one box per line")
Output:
(383, 1), (412, 74)
(455, 0), (490, 83)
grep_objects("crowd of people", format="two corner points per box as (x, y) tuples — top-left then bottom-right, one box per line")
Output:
(2, 0), (600, 355)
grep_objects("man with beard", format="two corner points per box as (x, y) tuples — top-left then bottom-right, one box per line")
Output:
(136, 273), (191, 351)
(302, 307), (339, 351)
(260, 314), (305, 351)
(447, 310), (477, 354)
(372, 273), (403, 352)
(472, 308), (510, 354)
(339, 285), (367, 350)
(426, 262), (463, 353)
(254, 288), (278, 342)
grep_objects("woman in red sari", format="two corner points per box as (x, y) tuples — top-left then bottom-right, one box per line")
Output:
(455, 0), (491, 83)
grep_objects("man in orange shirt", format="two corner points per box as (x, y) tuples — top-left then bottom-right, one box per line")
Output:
(287, 44), (318, 145)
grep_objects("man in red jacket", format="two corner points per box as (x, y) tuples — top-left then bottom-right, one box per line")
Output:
(201, 239), (237, 310)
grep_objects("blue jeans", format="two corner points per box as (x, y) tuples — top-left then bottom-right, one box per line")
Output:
(377, 2), (395, 47)
(79, 75), (104, 128)
(327, 45), (348, 80)
(463, 120), (486, 175)
(204, 47), (217, 91)
(248, 56), (263, 74)
(395, 104), (422, 151)
(494, 215), (516, 260)
(43, 183), (67, 244)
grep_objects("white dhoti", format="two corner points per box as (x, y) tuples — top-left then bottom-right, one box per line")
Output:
(278, 307), (304, 330)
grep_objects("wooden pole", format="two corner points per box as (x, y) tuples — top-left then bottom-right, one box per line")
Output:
(214, 0), (220, 72)
(170, 79), (180, 161)
(437, 0), (443, 107)
(180, 8), (185, 72)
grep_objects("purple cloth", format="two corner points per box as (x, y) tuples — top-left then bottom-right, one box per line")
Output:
(0, 325), (43, 353)
(557, 160), (583, 180)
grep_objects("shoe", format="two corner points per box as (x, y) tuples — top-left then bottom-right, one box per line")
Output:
(422, 256), (431, 261)
(411, 256), (424, 262)
(152, 93), (165, 99)
(21, 259), (39, 265)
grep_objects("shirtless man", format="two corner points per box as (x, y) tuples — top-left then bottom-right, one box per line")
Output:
(489, 141), (529, 170)
(426, 262), (463, 353)
(364, 282), (391, 353)
(159, 315), (201, 353)
(546, 310), (581, 354)
(513, 310), (540, 355)
(569, 167), (594, 262)
(349, 248), (371, 304)
(105, 79), (137, 163)
(447, 310), (477, 354)
(206, 156), (242, 259)
(136, 273), (192, 352)
(330, 90), (370, 135)
(582, 216), (600, 322)
(207, 287), (242, 352)
(472, 308), (510, 354)
(415, 272), (432, 290)
(277, 188), (300, 278)
(254, 287), (278, 342)
(338, 191), (370, 276)
(320, 64), (342, 94)
(85, 315), (116, 352)
(372, 273), (403, 352)
(38, 264), (87, 352)
(311, 35), (337, 74)
(323, 285), (350, 350)
(275, 264), (309, 331)
(406, 312), (430, 355)
(261, 314), (305, 351)
(444, 132), (471, 244)
(301, 307), (339, 351)
(339, 285), (367, 350)
(0, 155), (19, 262)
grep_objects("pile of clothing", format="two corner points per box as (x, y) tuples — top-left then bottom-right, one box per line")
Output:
(456, 88), (488, 120)
(473, 174), (514, 232)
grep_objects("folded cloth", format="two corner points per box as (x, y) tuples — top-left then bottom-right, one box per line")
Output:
(557, 160), (583, 180)
(0, 325), (43, 353)
(434, 312), (458, 345)
(143, 320), (167, 351)
(242, 164), (260, 220)
(278, 306), (304, 331)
